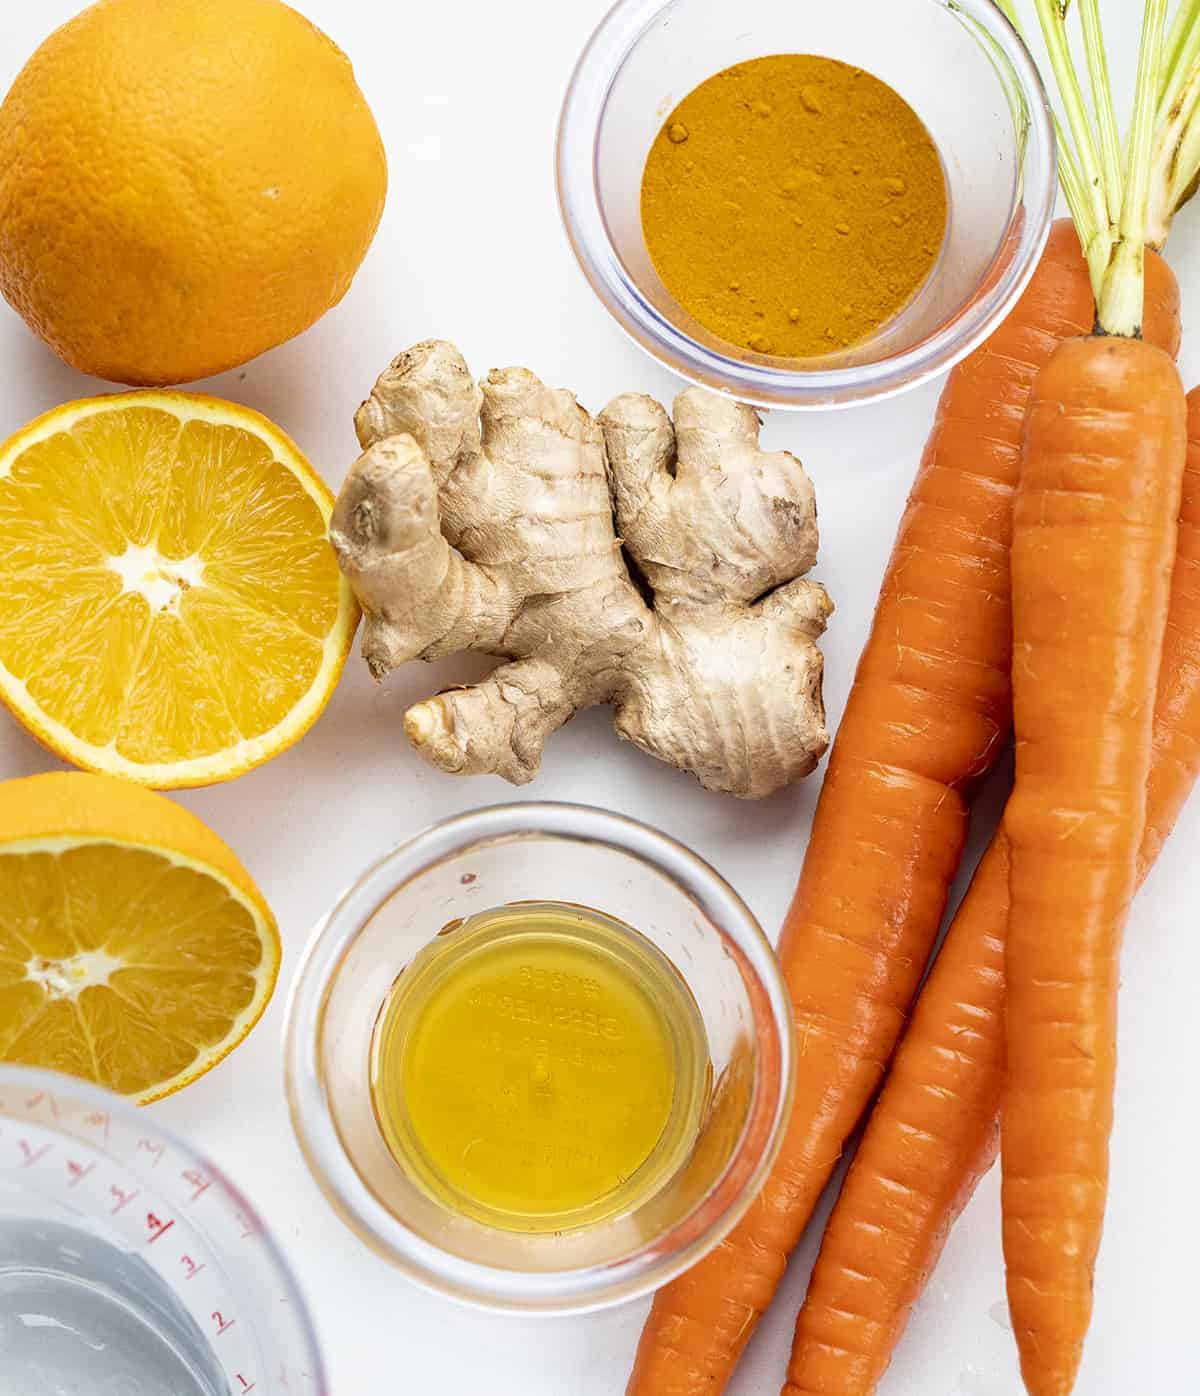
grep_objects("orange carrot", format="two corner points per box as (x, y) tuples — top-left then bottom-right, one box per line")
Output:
(1000, 7), (1189, 1390)
(1003, 337), (1186, 1394)
(626, 222), (1178, 1396)
(783, 386), (1200, 1396)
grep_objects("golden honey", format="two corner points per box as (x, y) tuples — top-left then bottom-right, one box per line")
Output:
(370, 902), (710, 1233)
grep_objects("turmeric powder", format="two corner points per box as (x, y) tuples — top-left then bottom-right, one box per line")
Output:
(641, 55), (948, 359)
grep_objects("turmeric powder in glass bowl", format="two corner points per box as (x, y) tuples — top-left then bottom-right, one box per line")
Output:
(641, 54), (951, 361)
(557, 0), (1055, 410)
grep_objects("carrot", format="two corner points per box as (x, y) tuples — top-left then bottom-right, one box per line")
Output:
(1000, 5), (1188, 1392)
(786, 835), (1009, 1396)
(627, 14), (1195, 1390)
(780, 9), (1200, 1386)
(626, 223), (1178, 1396)
(623, 220), (1078, 1396)
(1004, 352), (1184, 1393)
(1003, 351), (1185, 1392)
(783, 386), (1200, 1396)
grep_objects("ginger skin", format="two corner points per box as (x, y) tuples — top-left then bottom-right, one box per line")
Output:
(331, 341), (832, 797)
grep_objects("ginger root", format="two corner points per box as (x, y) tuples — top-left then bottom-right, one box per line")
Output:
(330, 341), (832, 798)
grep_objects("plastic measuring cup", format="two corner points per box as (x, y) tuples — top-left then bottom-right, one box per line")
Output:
(0, 1065), (326, 1395)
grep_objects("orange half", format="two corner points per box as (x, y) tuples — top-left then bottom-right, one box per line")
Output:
(0, 773), (280, 1103)
(0, 392), (358, 786)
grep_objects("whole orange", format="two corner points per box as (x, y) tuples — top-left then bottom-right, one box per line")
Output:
(0, 0), (388, 385)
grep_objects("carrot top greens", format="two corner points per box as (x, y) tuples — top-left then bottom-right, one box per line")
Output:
(998, 0), (1200, 336)
(1152, 1), (1200, 246)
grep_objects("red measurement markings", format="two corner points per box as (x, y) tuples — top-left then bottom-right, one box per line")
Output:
(235, 1376), (256, 1392)
(234, 1210), (259, 1240)
(23, 1091), (58, 1118)
(137, 1137), (166, 1168)
(65, 1158), (95, 1187)
(84, 1110), (110, 1141)
(146, 1211), (175, 1244)
(110, 1184), (138, 1214)
(182, 1168), (212, 1203)
(17, 1139), (51, 1168)
(211, 1310), (237, 1337)
(180, 1254), (207, 1281)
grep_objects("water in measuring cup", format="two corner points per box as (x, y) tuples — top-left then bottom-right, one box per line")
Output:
(0, 1218), (229, 1396)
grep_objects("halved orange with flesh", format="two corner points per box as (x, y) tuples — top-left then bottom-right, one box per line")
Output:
(0, 392), (357, 787)
(0, 773), (279, 1103)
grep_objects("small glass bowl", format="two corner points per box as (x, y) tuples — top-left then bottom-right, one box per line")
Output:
(284, 803), (794, 1314)
(556, 0), (1056, 409)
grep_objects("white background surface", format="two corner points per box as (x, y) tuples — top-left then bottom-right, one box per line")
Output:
(1, 3), (1198, 1393)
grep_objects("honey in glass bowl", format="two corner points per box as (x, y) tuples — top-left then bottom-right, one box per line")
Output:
(285, 803), (796, 1313)
(370, 901), (711, 1234)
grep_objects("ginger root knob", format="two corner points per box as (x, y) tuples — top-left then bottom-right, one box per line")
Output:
(331, 341), (833, 798)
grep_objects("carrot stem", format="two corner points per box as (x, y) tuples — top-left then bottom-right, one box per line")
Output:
(1099, 0), (1169, 336)
(1078, 0), (1124, 221)
(996, 0), (1089, 235)
(1030, 0), (1111, 292)
(1150, 54), (1200, 247)
(1159, 0), (1200, 117)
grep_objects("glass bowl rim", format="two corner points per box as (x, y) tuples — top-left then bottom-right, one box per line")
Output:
(283, 800), (797, 1315)
(0, 1062), (329, 1394)
(555, 0), (1058, 409)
